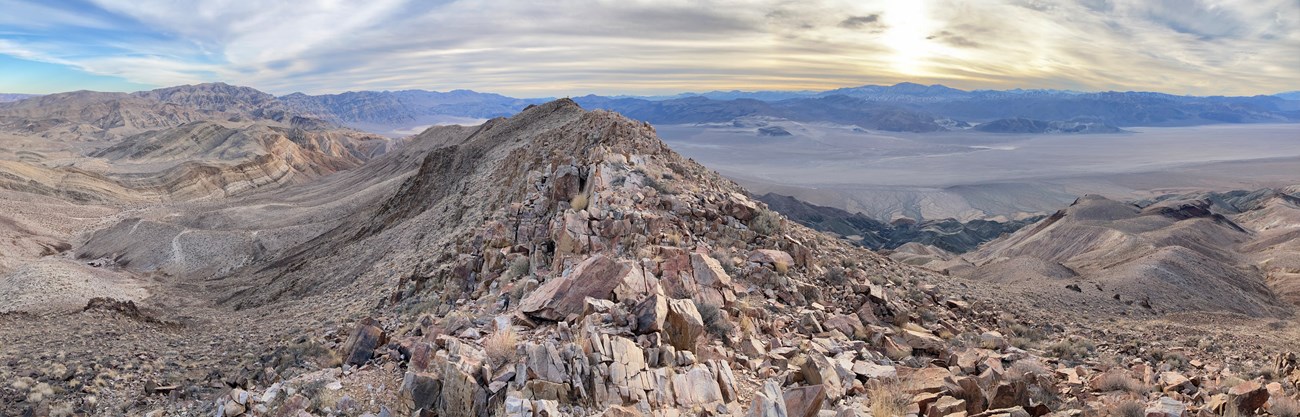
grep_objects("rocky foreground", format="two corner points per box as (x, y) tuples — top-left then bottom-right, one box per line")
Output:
(3, 98), (1300, 417)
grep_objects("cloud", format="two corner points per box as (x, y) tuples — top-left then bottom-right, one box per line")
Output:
(839, 14), (882, 29)
(0, 0), (1296, 96)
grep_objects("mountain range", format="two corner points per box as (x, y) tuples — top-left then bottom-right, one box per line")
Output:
(7, 82), (1296, 135)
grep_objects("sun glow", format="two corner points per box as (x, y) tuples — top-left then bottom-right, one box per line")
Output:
(879, 1), (939, 76)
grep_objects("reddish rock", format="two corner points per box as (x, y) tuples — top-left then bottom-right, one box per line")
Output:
(520, 255), (648, 321)
(749, 249), (794, 267)
(783, 384), (826, 417)
(1227, 380), (1268, 414)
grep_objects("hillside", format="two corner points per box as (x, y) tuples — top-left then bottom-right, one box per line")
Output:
(3, 96), (1300, 417)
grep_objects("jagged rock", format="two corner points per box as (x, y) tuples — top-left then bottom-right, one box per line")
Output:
(749, 249), (794, 267)
(691, 253), (732, 288)
(400, 371), (441, 412)
(665, 298), (705, 351)
(1227, 380), (1268, 414)
(783, 384), (827, 417)
(1145, 397), (1186, 417)
(342, 318), (386, 366)
(903, 367), (952, 395)
(979, 331), (1007, 350)
(746, 380), (789, 417)
(902, 328), (946, 355)
(520, 255), (650, 321)
(823, 315), (866, 339)
(852, 361), (897, 380)
(928, 396), (967, 417)
(672, 365), (725, 407)
(633, 292), (668, 334)
(800, 353), (845, 401)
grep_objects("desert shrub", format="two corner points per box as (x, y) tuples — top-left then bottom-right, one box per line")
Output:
(750, 209), (782, 236)
(1109, 401), (1145, 417)
(710, 249), (737, 275)
(823, 266), (847, 285)
(1048, 338), (1096, 363)
(1146, 348), (1187, 370)
(1096, 373), (1147, 394)
(1272, 396), (1300, 417)
(696, 300), (735, 342)
(868, 379), (911, 417)
(570, 192), (589, 210)
(506, 257), (530, 280)
(484, 326), (520, 368)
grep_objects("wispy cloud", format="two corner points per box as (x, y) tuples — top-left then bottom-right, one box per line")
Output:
(0, 0), (1295, 96)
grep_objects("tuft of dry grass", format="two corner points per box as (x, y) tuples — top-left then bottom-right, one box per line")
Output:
(1109, 401), (1145, 417)
(1096, 372), (1147, 394)
(570, 192), (589, 210)
(868, 378), (912, 417)
(1273, 396), (1300, 417)
(484, 326), (519, 368)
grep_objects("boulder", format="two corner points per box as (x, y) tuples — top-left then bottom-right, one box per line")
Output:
(521, 255), (650, 321)
(800, 354), (844, 401)
(852, 361), (897, 381)
(633, 292), (668, 334)
(1227, 380), (1268, 414)
(927, 396), (966, 417)
(691, 253), (732, 288)
(749, 249), (794, 267)
(1145, 397), (1186, 417)
(665, 298), (705, 351)
(400, 371), (441, 413)
(783, 384), (827, 417)
(746, 380), (789, 417)
(823, 315), (866, 340)
(342, 318), (386, 366)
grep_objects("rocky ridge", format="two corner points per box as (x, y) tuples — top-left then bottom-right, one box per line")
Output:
(3, 99), (1300, 417)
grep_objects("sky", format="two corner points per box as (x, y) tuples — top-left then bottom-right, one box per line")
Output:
(0, 0), (1297, 97)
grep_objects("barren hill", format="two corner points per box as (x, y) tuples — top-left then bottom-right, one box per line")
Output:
(4, 95), (1300, 417)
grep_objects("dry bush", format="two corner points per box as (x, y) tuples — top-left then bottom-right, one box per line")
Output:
(695, 300), (735, 342)
(505, 257), (531, 280)
(1109, 401), (1145, 417)
(1048, 337), (1096, 363)
(570, 192), (589, 210)
(1273, 396), (1300, 417)
(1096, 372), (1147, 394)
(750, 209), (782, 236)
(868, 378), (912, 417)
(484, 327), (519, 368)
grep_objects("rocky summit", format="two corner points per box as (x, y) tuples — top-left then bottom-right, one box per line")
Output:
(3, 92), (1300, 417)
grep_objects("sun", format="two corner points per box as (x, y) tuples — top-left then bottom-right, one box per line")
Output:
(879, 1), (940, 77)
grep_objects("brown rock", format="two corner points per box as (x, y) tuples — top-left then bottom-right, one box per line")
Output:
(665, 298), (705, 351)
(1144, 396), (1186, 417)
(633, 292), (668, 334)
(520, 255), (647, 321)
(1227, 380), (1268, 414)
(749, 249), (794, 267)
(783, 384), (827, 417)
(342, 317), (386, 366)
(823, 315), (866, 340)
(800, 353), (844, 401)
(928, 396), (967, 417)
(691, 253), (732, 288)
(745, 380), (789, 417)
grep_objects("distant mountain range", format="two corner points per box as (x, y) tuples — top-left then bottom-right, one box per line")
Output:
(0, 93), (37, 103)
(5, 82), (1298, 135)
